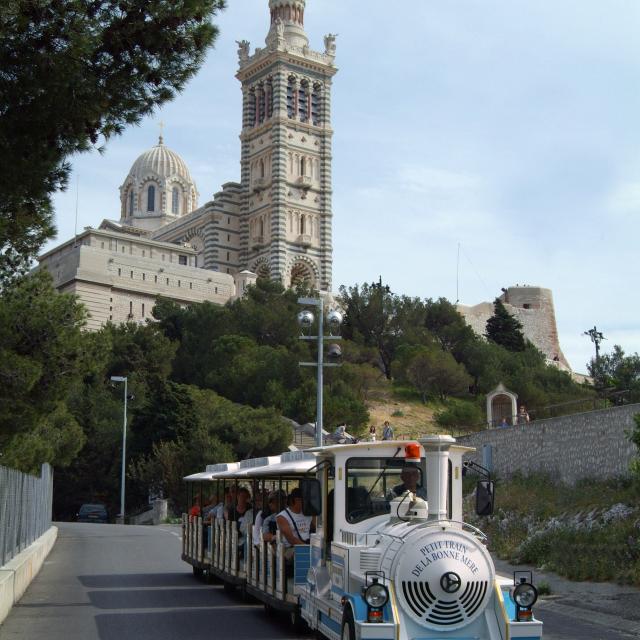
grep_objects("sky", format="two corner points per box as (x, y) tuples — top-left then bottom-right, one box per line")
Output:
(48, 0), (640, 374)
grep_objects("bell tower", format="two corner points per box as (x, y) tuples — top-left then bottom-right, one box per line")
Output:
(236, 0), (337, 290)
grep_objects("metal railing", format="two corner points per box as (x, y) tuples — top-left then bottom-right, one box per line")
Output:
(0, 463), (53, 566)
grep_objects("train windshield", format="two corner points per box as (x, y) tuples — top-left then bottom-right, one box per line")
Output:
(345, 457), (425, 524)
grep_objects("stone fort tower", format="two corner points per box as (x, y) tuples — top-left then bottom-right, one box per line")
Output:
(236, 0), (337, 290)
(458, 285), (572, 371)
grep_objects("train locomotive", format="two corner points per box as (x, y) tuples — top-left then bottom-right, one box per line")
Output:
(182, 434), (543, 640)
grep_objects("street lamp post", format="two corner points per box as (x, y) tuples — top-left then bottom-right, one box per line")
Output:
(110, 376), (128, 523)
(297, 297), (343, 447)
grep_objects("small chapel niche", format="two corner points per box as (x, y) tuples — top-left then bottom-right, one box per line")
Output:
(486, 383), (518, 428)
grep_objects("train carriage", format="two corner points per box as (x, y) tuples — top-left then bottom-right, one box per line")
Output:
(182, 435), (543, 640)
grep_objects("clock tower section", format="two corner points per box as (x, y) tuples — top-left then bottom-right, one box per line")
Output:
(236, 0), (337, 291)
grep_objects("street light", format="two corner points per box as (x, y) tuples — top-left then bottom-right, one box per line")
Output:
(297, 297), (343, 447)
(110, 376), (128, 523)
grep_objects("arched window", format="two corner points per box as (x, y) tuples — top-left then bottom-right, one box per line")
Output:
(260, 159), (265, 178)
(311, 85), (320, 125)
(291, 262), (313, 287)
(258, 85), (266, 124)
(259, 218), (264, 237)
(172, 187), (180, 214)
(300, 214), (306, 235)
(128, 190), (134, 215)
(298, 82), (308, 121)
(147, 185), (155, 212)
(287, 79), (295, 118)
(300, 157), (306, 176)
(266, 79), (274, 118)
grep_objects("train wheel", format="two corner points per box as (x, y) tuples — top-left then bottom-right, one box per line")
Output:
(340, 608), (355, 640)
(192, 567), (203, 579)
(223, 581), (236, 594)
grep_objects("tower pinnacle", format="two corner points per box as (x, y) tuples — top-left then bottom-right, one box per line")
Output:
(267, 0), (308, 48)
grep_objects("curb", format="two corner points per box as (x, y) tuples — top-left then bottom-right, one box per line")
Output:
(0, 526), (58, 626)
(537, 599), (640, 637)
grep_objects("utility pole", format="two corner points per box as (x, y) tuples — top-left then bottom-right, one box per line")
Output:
(297, 298), (343, 447)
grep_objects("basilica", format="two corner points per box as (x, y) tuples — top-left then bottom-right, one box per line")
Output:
(39, 0), (337, 330)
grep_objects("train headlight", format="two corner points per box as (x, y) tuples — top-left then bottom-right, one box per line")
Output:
(513, 582), (538, 608)
(364, 582), (389, 609)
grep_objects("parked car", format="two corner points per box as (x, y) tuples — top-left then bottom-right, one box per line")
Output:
(77, 503), (108, 523)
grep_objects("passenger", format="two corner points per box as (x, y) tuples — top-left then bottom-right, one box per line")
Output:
(276, 487), (314, 561)
(207, 487), (230, 522)
(391, 465), (427, 500)
(252, 490), (270, 546)
(226, 487), (252, 557)
(189, 495), (201, 521)
(262, 490), (287, 543)
(201, 494), (216, 520)
(221, 485), (237, 520)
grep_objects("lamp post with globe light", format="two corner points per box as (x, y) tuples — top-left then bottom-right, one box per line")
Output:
(110, 376), (128, 523)
(297, 297), (343, 447)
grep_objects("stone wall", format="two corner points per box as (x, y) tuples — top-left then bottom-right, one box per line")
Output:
(458, 404), (640, 484)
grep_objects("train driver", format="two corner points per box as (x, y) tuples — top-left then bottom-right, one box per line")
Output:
(391, 465), (427, 500)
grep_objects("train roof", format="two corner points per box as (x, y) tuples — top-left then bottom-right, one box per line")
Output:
(183, 451), (317, 481)
(217, 450), (317, 478)
(309, 439), (475, 456)
(183, 437), (474, 481)
(183, 462), (240, 482)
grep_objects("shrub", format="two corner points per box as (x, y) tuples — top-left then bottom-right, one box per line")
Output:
(435, 399), (483, 429)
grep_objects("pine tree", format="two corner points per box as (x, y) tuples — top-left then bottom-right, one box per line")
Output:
(0, 0), (226, 280)
(486, 299), (526, 352)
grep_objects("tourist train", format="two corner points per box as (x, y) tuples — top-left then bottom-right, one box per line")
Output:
(182, 435), (542, 639)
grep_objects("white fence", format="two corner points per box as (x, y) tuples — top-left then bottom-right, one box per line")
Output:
(0, 464), (53, 566)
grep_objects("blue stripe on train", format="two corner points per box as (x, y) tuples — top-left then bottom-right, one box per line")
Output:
(294, 545), (311, 585)
(319, 611), (341, 634)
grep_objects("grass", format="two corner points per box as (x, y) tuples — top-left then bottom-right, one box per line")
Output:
(361, 377), (442, 438)
(466, 473), (640, 586)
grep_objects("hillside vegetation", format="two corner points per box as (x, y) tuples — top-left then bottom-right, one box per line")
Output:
(466, 471), (640, 586)
(0, 273), (604, 517)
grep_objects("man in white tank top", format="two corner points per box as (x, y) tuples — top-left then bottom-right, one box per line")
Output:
(276, 488), (314, 559)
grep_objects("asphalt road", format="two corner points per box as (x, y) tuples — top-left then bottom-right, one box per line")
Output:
(0, 523), (635, 640)
(0, 523), (303, 640)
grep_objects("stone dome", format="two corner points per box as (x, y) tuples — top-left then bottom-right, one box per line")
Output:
(127, 136), (193, 183)
(119, 136), (199, 232)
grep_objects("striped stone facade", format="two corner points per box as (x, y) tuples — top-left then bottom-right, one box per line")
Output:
(38, 2), (336, 327)
(236, 1), (337, 291)
(153, 0), (336, 291)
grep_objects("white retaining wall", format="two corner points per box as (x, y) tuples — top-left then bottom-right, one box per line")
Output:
(0, 526), (58, 625)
